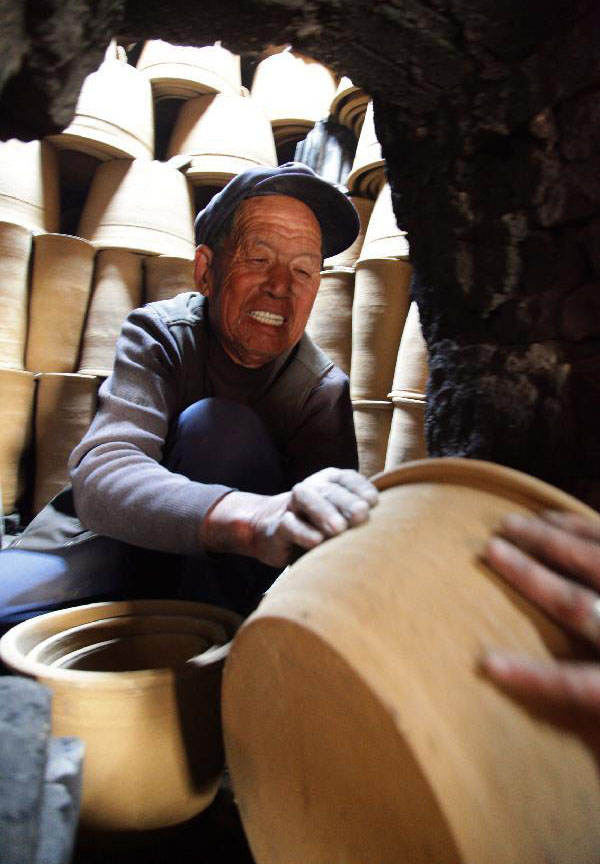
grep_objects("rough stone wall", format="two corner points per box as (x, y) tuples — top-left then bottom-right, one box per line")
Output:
(1, 0), (599, 501)
(0, 0), (124, 140)
(373, 1), (600, 502)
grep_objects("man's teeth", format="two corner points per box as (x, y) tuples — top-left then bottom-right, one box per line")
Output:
(248, 311), (285, 327)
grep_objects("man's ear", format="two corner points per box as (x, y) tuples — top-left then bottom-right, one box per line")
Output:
(194, 245), (214, 297)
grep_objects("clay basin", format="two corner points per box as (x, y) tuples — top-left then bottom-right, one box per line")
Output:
(0, 599), (242, 832)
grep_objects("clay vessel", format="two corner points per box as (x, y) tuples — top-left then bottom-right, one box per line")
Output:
(0, 369), (36, 513)
(47, 45), (154, 160)
(25, 234), (96, 373)
(331, 77), (370, 137)
(323, 196), (373, 270)
(351, 398), (393, 476)
(358, 183), (410, 262)
(137, 40), (241, 99)
(345, 102), (385, 198)
(32, 373), (99, 514)
(167, 93), (277, 186)
(0, 140), (59, 234)
(222, 457), (600, 864)
(384, 394), (427, 468)
(251, 50), (337, 144)
(78, 249), (143, 377)
(305, 269), (354, 375)
(78, 158), (195, 259)
(144, 255), (195, 304)
(0, 599), (242, 832)
(0, 222), (32, 370)
(350, 257), (412, 400)
(388, 301), (429, 399)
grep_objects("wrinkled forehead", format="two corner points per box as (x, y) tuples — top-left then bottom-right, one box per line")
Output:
(230, 195), (323, 249)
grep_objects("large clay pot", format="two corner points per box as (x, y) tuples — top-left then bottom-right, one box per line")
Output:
(78, 249), (143, 377)
(47, 47), (154, 161)
(144, 254), (195, 304)
(0, 369), (35, 513)
(167, 93), (277, 186)
(222, 457), (600, 864)
(0, 140), (59, 234)
(385, 394), (427, 468)
(351, 398), (393, 476)
(137, 40), (242, 99)
(330, 77), (369, 137)
(251, 50), (337, 144)
(345, 102), (385, 199)
(350, 257), (412, 400)
(388, 300), (429, 400)
(0, 599), (242, 832)
(359, 182), (410, 261)
(305, 268), (354, 375)
(323, 196), (373, 270)
(25, 234), (96, 373)
(32, 373), (99, 514)
(78, 158), (195, 259)
(0, 222), (32, 370)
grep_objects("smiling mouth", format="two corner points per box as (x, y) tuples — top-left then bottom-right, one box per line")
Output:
(247, 310), (285, 327)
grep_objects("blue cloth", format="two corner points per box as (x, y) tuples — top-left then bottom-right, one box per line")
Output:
(0, 398), (284, 634)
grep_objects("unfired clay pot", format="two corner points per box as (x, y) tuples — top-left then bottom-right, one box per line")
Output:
(222, 458), (600, 864)
(0, 599), (241, 833)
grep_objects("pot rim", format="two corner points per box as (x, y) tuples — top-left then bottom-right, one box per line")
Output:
(372, 457), (600, 522)
(0, 598), (242, 686)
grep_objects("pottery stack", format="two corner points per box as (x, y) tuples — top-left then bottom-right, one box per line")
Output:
(348, 183), (415, 475)
(385, 301), (429, 468)
(0, 34), (409, 519)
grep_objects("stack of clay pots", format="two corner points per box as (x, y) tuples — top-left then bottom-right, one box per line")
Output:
(347, 183), (415, 476)
(385, 301), (429, 468)
(330, 76), (369, 138)
(0, 33), (407, 521)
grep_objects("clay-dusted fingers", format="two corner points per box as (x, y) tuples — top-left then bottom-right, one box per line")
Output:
(291, 483), (348, 536)
(498, 513), (600, 591)
(484, 536), (600, 647)
(278, 509), (325, 550)
(334, 468), (379, 507)
(481, 651), (600, 714)
(320, 481), (373, 525)
(541, 510), (600, 545)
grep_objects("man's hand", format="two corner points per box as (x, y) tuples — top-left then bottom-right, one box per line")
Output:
(200, 468), (378, 569)
(481, 510), (600, 715)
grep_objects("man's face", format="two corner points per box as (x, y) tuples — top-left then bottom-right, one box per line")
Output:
(201, 195), (323, 368)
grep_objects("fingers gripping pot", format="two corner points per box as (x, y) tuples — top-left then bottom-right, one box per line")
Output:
(222, 458), (600, 864)
(0, 599), (242, 832)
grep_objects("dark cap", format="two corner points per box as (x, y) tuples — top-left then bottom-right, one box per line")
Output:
(194, 163), (360, 259)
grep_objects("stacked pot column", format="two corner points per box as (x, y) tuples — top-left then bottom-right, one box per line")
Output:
(0, 138), (60, 518)
(385, 302), (429, 468)
(350, 182), (413, 476)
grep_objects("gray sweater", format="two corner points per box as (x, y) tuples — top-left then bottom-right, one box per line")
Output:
(69, 293), (358, 557)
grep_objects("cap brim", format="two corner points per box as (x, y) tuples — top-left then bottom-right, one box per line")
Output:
(248, 172), (360, 259)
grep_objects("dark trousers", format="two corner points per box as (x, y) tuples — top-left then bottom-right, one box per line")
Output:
(0, 399), (284, 633)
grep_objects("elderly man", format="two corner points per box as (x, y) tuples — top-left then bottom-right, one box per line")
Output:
(0, 164), (378, 630)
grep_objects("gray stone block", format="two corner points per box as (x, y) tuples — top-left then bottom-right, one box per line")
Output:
(34, 737), (85, 864)
(0, 676), (52, 864)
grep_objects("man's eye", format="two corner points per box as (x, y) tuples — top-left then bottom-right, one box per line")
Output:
(250, 257), (268, 264)
(295, 269), (311, 278)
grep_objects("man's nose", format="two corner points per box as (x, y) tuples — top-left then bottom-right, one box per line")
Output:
(264, 261), (291, 296)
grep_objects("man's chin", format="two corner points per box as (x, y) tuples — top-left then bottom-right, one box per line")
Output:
(224, 338), (288, 369)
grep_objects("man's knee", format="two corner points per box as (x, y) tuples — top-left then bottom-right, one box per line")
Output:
(164, 398), (284, 494)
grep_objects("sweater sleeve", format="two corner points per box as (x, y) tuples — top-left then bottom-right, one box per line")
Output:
(68, 305), (232, 556)
(284, 366), (359, 485)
